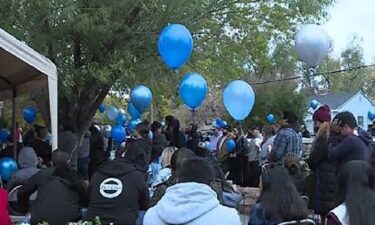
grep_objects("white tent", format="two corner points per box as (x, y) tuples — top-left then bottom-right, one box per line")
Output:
(0, 28), (58, 154)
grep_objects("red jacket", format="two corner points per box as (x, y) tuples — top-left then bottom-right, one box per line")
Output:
(0, 188), (12, 225)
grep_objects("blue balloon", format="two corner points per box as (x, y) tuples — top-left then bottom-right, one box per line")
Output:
(179, 73), (207, 109)
(204, 141), (211, 151)
(179, 73), (207, 110)
(266, 114), (275, 124)
(0, 129), (9, 142)
(116, 113), (127, 127)
(111, 125), (126, 143)
(99, 104), (106, 113)
(128, 118), (142, 133)
(215, 118), (225, 128)
(368, 111), (375, 121)
(226, 139), (236, 153)
(223, 80), (255, 121)
(158, 24), (193, 70)
(0, 157), (18, 181)
(23, 106), (37, 124)
(310, 99), (319, 110)
(222, 121), (228, 129)
(106, 106), (119, 121)
(130, 85), (153, 113)
(127, 102), (141, 119)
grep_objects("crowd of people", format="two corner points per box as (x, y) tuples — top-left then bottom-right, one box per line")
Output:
(0, 107), (375, 225)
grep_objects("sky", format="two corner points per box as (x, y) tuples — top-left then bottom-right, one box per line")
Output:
(323, 0), (375, 63)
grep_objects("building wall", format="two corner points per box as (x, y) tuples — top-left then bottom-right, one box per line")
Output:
(335, 92), (375, 130)
(304, 92), (375, 134)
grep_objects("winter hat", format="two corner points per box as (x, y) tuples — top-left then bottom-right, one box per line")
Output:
(313, 105), (331, 122)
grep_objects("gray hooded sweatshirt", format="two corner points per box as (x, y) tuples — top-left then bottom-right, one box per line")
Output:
(7, 147), (40, 191)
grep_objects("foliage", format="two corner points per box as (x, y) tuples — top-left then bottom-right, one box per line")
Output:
(0, 0), (334, 137)
(304, 36), (375, 97)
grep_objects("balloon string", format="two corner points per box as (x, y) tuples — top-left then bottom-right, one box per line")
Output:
(192, 109), (195, 124)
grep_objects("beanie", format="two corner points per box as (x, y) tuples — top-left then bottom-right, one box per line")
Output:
(313, 105), (331, 122)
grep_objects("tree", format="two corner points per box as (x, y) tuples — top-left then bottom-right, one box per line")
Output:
(0, 0), (334, 149)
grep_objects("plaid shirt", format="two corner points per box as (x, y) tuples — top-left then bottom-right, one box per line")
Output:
(269, 127), (302, 162)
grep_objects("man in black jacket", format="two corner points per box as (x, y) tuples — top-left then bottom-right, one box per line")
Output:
(87, 157), (150, 225)
(17, 150), (88, 225)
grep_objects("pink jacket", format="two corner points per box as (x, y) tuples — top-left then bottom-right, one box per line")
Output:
(0, 188), (12, 225)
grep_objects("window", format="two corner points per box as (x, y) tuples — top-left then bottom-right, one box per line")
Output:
(358, 116), (364, 128)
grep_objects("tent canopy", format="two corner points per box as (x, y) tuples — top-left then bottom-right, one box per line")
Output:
(0, 28), (58, 150)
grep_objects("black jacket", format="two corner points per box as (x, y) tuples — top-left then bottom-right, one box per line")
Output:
(151, 132), (167, 162)
(17, 165), (88, 225)
(307, 135), (339, 215)
(89, 126), (108, 177)
(88, 158), (149, 225)
(125, 138), (152, 173)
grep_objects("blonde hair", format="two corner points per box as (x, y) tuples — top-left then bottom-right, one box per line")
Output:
(161, 147), (177, 168)
(311, 122), (330, 151)
(316, 122), (330, 140)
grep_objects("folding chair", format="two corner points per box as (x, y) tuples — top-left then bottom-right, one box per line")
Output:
(8, 185), (37, 216)
(278, 219), (316, 225)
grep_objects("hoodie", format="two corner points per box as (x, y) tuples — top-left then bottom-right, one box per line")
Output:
(88, 158), (149, 225)
(17, 164), (88, 225)
(7, 147), (40, 191)
(328, 129), (372, 166)
(143, 182), (241, 225)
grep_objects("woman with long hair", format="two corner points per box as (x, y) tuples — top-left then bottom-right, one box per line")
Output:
(248, 165), (309, 225)
(307, 105), (339, 219)
(326, 161), (375, 225)
(259, 125), (276, 165)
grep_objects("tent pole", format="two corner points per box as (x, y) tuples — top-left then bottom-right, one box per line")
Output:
(12, 88), (17, 159)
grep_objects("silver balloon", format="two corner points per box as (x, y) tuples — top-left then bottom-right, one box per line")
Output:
(103, 125), (112, 138)
(295, 24), (330, 68)
(106, 106), (119, 121)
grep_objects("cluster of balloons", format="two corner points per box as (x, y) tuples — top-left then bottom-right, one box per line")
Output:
(310, 99), (319, 110)
(0, 157), (18, 181)
(368, 111), (375, 121)
(23, 106), (37, 124)
(214, 118), (227, 129)
(223, 80), (255, 121)
(295, 24), (330, 68)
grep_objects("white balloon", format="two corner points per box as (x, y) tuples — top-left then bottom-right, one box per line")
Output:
(295, 24), (330, 68)
(106, 106), (119, 121)
(103, 125), (112, 138)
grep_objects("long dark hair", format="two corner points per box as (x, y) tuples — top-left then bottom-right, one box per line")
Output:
(259, 165), (308, 222)
(339, 160), (375, 225)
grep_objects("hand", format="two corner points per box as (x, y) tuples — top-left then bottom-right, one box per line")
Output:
(330, 119), (342, 134)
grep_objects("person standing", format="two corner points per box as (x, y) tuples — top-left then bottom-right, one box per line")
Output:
(209, 124), (223, 156)
(78, 131), (91, 181)
(328, 111), (372, 167)
(259, 126), (276, 165)
(151, 121), (167, 162)
(58, 124), (78, 170)
(246, 125), (263, 187)
(269, 111), (302, 163)
(307, 105), (339, 219)
(89, 124), (107, 179)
